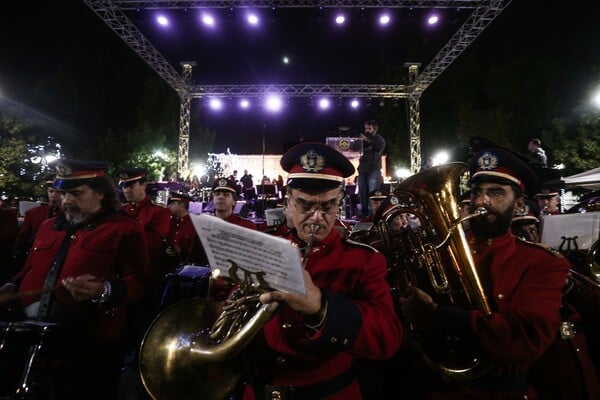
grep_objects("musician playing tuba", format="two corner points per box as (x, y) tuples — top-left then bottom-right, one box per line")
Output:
(247, 142), (403, 400)
(399, 147), (571, 399)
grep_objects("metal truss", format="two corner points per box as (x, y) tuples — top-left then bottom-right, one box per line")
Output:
(83, 0), (512, 173)
(189, 84), (410, 98)
(114, 1), (485, 9)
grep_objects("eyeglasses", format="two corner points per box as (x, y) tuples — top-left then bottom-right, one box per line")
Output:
(288, 195), (340, 215)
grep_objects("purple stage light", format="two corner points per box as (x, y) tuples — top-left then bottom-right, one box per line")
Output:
(379, 13), (391, 26)
(201, 12), (216, 27)
(335, 14), (345, 25)
(318, 98), (331, 110)
(427, 14), (440, 25)
(156, 15), (169, 27)
(265, 95), (283, 112)
(209, 98), (223, 110)
(246, 12), (259, 26)
(350, 99), (360, 109)
(239, 99), (250, 109)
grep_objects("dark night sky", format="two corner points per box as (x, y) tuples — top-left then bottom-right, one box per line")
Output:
(1, 1), (599, 159)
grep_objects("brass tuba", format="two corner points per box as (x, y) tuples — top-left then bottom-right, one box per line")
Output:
(139, 267), (278, 400)
(139, 224), (319, 400)
(376, 162), (492, 381)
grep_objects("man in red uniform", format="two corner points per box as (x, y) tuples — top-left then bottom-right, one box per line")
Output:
(13, 177), (62, 271)
(399, 147), (571, 399)
(535, 188), (561, 215)
(360, 189), (388, 223)
(164, 191), (203, 269)
(244, 142), (403, 400)
(212, 177), (257, 230)
(117, 167), (171, 399)
(119, 167), (171, 280)
(0, 160), (149, 399)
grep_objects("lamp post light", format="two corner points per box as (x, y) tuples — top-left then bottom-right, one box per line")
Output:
(592, 87), (600, 109)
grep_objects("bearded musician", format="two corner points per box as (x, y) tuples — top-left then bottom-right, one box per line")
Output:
(399, 147), (571, 399)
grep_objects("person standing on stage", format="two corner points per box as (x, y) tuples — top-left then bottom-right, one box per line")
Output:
(357, 120), (385, 218)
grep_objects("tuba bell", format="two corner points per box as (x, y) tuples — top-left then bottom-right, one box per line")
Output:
(139, 224), (320, 400)
(139, 267), (278, 400)
(377, 162), (492, 381)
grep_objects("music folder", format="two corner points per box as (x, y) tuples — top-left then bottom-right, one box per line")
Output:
(256, 184), (276, 196)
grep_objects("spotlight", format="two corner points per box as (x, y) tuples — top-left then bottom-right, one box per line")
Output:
(350, 99), (360, 109)
(201, 12), (216, 27)
(209, 98), (223, 110)
(265, 95), (283, 112)
(156, 15), (169, 27)
(318, 98), (331, 110)
(246, 12), (259, 26)
(427, 14), (440, 25)
(379, 13), (391, 25)
(239, 99), (250, 109)
(335, 14), (345, 25)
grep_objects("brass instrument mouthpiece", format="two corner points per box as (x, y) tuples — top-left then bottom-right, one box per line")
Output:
(473, 207), (488, 217)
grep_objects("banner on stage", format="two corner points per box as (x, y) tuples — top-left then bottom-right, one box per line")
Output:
(326, 137), (363, 158)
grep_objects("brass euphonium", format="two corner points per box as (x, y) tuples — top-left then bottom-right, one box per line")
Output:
(139, 224), (319, 400)
(376, 162), (492, 381)
(567, 238), (600, 290)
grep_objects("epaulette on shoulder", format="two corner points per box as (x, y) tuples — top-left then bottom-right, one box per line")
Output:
(344, 237), (379, 253)
(517, 237), (564, 257)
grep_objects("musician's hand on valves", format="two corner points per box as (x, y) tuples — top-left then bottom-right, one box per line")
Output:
(259, 269), (324, 317)
(398, 286), (438, 330)
(62, 274), (105, 302)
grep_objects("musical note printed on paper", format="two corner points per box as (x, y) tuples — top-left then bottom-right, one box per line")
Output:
(191, 214), (306, 295)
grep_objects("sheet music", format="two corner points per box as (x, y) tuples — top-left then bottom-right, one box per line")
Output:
(191, 214), (306, 295)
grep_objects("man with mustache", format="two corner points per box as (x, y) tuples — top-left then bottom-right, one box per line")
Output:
(243, 142), (403, 400)
(0, 160), (149, 399)
(399, 147), (571, 399)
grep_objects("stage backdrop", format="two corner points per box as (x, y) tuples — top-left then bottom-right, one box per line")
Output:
(208, 153), (387, 186)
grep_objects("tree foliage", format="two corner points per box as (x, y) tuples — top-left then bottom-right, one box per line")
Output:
(542, 113), (600, 176)
(0, 112), (60, 199)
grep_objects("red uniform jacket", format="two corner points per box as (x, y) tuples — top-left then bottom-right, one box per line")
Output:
(223, 213), (257, 230)
(244, 228), (403, 400)
(14, 210), (149, 342)
(165, 214), (202, 267)
(14, 204), (59, 255)
(431, 231), (570, 397)
(122, 197), (171, 276)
